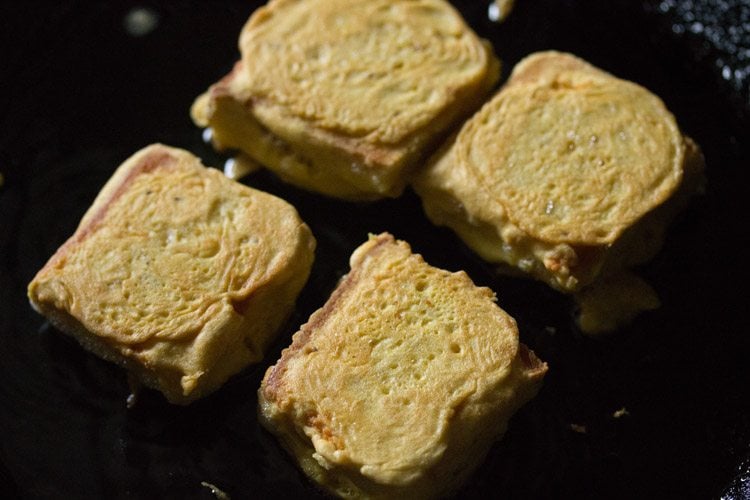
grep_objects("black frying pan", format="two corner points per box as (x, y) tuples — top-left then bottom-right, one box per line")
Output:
(1, 1), (748, 498)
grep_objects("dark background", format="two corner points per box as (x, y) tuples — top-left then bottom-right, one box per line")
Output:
(1, 1), (748, 498)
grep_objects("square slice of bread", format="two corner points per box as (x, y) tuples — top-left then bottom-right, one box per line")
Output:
(412, 51), (705, 332)
(259, 233), (547, 498)
(28, 144), (316, 404)
(191, 0), (500, 200)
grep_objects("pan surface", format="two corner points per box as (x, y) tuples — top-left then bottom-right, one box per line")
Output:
(1, 1), (748, 498)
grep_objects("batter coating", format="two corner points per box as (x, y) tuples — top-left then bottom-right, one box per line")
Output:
(259, 233), (546, 498)
(192, 0), (499, 200)
(28, 144), (316, 404)
(413, 52), (705, 297)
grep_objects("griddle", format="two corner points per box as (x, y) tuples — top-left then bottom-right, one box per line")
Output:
(1, 1), (748, 498)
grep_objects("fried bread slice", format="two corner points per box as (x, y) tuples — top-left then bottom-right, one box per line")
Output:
(191, 0), (499, 200)
(259, 233), (547, 498)
(28, 144), (316, 404)
(413, 52), (705, 300)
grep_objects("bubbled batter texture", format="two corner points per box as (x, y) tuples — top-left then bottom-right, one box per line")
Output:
(261, 233), (542, 495)
(239, 0), (493, 144)
(30, 145), (310, 346)
(454, 52), (685, 245)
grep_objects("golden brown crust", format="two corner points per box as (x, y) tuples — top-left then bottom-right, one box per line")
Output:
(461, 52), (684, 245)
(239, 0), (495, 145)
(413, 51), (705, 297)
(192, 0), (500, 200)
(259, 233), (546, 498)
(28, 144), (316, 404)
